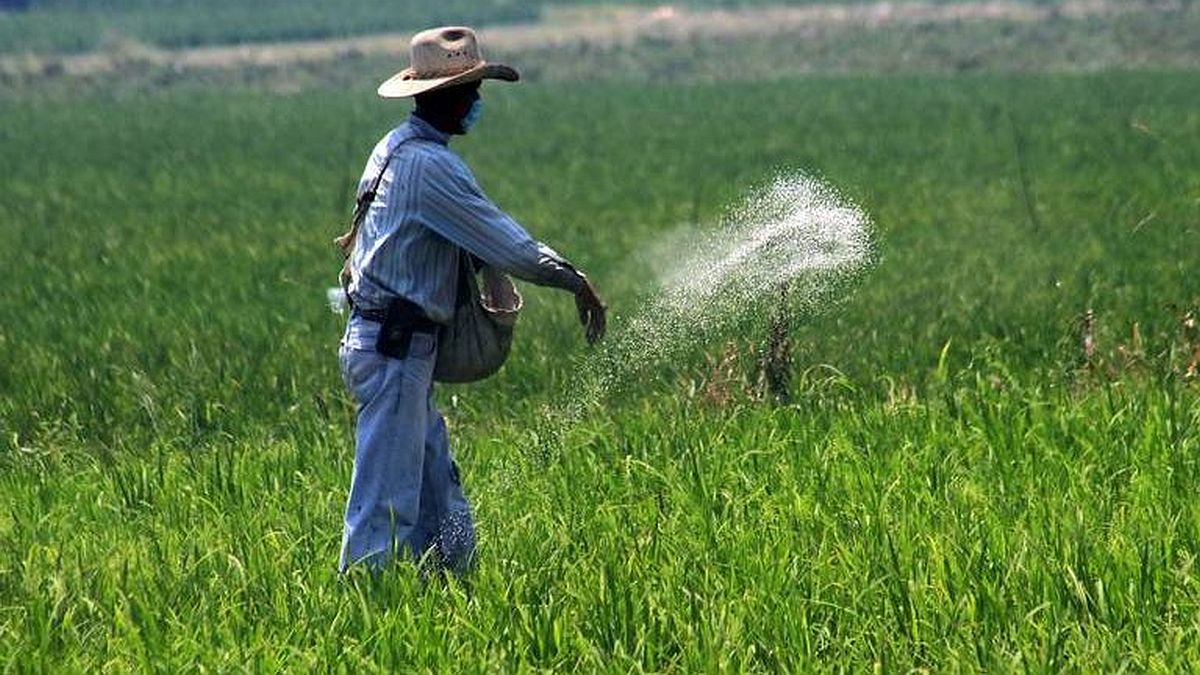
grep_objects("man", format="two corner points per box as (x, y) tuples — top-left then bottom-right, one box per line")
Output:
(337, 26), (606, 573)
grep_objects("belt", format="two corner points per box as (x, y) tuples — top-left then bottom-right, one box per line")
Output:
(352, 306), (387, 323)
(353, 297), (439, 332)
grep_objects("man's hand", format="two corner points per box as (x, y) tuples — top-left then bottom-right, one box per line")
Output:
(575, 279), (607, 345)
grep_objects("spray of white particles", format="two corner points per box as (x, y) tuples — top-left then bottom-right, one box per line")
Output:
(636, 171), (871, 357)
(533, 170), (875, 443)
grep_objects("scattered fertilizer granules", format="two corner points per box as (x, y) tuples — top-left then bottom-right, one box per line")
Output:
(536, 170), (876, 441)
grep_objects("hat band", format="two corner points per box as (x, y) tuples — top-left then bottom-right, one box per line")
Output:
(409, 58), (484, 80)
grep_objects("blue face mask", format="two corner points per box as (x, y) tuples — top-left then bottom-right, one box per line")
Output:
(461, 99), (483, 132)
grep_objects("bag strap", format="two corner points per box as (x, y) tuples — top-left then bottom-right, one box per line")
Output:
(334, 137), (414, 257)
(454, 248), (479, 309)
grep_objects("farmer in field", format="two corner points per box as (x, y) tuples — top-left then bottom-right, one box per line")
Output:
(334, 26), (606, 573)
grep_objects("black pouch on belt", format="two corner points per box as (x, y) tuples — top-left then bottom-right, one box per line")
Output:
(376, 296), (437, 359)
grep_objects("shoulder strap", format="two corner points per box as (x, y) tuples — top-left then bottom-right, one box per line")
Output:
(333, 137), (416, 257)
(454, 248), (479, 308)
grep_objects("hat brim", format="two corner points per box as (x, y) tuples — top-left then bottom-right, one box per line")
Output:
(377, 62), (519, 98)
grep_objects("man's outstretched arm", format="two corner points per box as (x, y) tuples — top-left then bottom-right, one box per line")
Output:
(420, 154), (606, 342)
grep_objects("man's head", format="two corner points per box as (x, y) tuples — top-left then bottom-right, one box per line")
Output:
(414, 80), (482, 135)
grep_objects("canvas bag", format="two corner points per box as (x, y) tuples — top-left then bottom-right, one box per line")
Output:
(434, 250), (522, 383)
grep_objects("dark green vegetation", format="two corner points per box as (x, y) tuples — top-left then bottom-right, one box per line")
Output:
(2, 71), (1199, 670)
(0, 0), (1082, 55)
(0, 0), (534, 54)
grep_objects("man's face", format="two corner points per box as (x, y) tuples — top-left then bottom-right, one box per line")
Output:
(414, 80), (483, 135)
(452, 82), (482, 134)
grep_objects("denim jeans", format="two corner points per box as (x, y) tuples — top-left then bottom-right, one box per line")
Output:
(338, 315), (475, 573)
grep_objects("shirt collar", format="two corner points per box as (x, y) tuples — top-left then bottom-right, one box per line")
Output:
(407, 113), (450, 146)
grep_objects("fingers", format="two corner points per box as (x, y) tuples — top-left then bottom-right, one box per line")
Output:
(575, 281), (607, 345)
(585, 310), (598, 344)
(591, 305), (607, 344)
(583, 303), (606, 345)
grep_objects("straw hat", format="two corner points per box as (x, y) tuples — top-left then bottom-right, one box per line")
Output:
(378, 26), (519, 98)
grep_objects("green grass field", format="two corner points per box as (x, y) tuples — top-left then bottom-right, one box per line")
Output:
(1, 69), (1199, 669)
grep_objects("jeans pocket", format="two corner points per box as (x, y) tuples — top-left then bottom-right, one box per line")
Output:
(341, 347), (386, 403)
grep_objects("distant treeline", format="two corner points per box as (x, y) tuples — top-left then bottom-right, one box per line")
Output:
(0, 0), (536, 53)
(0, 0), (1081, 54)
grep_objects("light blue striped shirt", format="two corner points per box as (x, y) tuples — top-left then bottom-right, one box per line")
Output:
(346, 114), (586, 323)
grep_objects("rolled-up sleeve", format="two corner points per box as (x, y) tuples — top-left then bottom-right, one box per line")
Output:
(418, 152), (586, 294)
